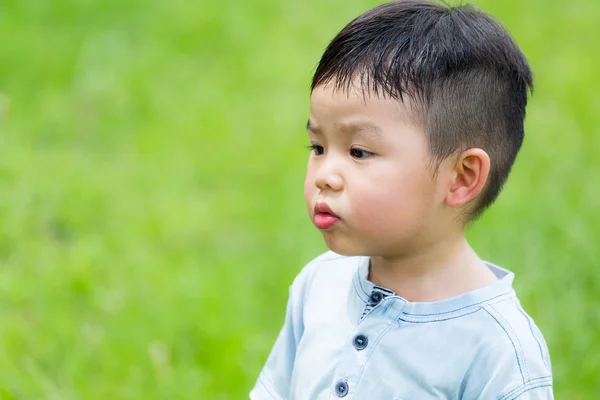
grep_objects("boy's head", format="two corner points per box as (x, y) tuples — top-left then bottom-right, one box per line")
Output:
(304, 0), (533, 256)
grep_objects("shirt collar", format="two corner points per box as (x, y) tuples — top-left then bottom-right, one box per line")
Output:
(352, 256), (516, 317)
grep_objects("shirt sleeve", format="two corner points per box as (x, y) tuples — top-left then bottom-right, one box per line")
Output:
(250, 296), (299, 400)
(469, 354), (553, 400)
(250, 262), (315, 400)
(469, 356), (553, 400)
(511, 385), (554, 399)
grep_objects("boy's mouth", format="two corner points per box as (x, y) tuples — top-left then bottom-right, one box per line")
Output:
(313, 202), (341, 230)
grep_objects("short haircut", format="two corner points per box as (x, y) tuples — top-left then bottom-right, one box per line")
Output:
(311, 0), (533, 219)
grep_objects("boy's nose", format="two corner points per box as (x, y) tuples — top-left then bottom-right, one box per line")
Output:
(314, 159), (344, 192)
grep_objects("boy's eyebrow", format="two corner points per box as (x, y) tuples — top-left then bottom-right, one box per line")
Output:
(306, 119), (321, 134)
(306, 119), (383, 137)
(340, 121), (383, 137)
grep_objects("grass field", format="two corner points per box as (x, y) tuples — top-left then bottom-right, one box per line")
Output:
(0, 0), (598, 398)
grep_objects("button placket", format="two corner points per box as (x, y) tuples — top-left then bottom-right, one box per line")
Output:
(330, 298), (405, 399)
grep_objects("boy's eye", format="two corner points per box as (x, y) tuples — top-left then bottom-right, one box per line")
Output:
(350, 148), (372, 159)
(307, 144), (325, 155)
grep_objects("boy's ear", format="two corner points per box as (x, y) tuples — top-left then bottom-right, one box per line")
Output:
(445, 148), (491, 208)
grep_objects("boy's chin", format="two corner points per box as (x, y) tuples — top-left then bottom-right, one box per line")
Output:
(322, 234), (367, 256)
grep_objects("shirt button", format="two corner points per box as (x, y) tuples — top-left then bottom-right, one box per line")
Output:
(335, 381), (349, 397)
(353, 334), (368, 351)
(369, 291), (383, 306)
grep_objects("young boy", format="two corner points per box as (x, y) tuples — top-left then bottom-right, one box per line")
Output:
(251, 1), (552, 398)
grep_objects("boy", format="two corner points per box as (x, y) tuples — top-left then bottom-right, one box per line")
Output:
(251, 0), (552, 398)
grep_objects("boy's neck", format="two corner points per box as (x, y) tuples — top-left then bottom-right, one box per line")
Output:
(368, 235), (498, 303)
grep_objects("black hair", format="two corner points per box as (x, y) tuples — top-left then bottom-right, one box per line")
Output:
(311, 0), (533, 219)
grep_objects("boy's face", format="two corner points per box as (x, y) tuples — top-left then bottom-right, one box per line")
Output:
(305, 83), (451, 257)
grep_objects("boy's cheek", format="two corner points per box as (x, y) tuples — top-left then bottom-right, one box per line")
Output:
(303, 177), (316, 208)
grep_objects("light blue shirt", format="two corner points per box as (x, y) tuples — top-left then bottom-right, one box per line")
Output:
(251, 252), (552, 399)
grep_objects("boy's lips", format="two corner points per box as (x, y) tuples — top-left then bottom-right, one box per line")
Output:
(313, 202), (341, 230)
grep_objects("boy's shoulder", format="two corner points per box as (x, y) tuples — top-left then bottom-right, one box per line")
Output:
(455, 293), (552, 398)
(287, 251), (365, 315)
(290, 251), (360, 290)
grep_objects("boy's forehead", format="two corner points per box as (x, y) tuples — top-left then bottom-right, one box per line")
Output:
(306, 118), (383, 139)
(309, 83), (418, 127)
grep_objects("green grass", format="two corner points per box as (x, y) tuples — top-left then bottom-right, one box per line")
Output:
(0, 0), (598, 398)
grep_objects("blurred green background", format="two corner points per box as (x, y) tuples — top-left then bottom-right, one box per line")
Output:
(0, 0), (598, 398)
